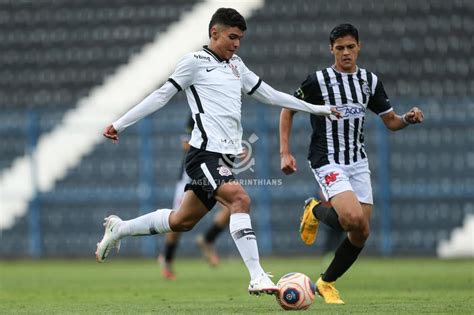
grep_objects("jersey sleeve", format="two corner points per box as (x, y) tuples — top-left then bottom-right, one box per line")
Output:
(293, 73), (324, 105)
(239, 61), (262, 95)
(113, 81), (178, 132)
(368, 79), (392, 115)
(250, 80), (331, 115)
(168, 53), (196, 91)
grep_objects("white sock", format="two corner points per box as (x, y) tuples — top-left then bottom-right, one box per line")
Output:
(229, 213), (265, 281)
(117, 209), (172, 237)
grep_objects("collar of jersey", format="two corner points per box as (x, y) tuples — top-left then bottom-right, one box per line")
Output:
(331, 65), (359, 75)
(203, 45), (229, 63)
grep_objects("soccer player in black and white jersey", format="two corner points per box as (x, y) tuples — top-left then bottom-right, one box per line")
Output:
(96, 8), (339, 296)
(280, 24), (424, 304)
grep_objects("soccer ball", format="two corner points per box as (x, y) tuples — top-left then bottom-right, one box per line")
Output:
(275, 272), (316, 310)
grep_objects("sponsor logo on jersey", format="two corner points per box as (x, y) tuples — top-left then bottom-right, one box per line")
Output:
(193, 54), (211, 62)
(343, 106), (366, 117)
(335, 105), (366, 118)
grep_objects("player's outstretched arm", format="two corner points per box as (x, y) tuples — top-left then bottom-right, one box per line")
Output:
(103, 81), (178, 143)
(251, 81), (340, 117)
(279, 109), (298, 175)
(381, 106), (424, 131)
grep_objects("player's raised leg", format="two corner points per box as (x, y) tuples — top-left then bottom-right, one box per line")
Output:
(95, 208), (173, 262)
(96, 191), (209, 262)
(215, 182), (278, 295)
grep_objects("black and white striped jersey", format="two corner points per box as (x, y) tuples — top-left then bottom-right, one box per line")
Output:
(294, 66), (393, 169)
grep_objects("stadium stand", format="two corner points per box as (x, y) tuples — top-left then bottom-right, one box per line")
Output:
(0, 0), (198, 108)
(0, 0), (472, 257)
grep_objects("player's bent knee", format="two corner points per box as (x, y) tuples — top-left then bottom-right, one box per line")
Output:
(353, 229), (370, 245)
(339, 212), (366, 232)
(358, 224), (370, 241)
(362, 228), (370, 241)
(171, 219), (197, 232)
(230, 192), (251, 212)
(173, 222), (195, 232)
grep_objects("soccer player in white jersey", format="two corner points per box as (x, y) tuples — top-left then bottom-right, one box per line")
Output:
(96, 8), (339, 295)
(280, 24), (424, 304)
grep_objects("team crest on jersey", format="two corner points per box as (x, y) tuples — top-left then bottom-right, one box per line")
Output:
(361, 80), (371, 96)
(218, 166), (232, 177)
(229, 64), (240, 78)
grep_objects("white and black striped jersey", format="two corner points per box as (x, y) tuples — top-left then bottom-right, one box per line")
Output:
(168, 46), (261, 154)
(294, 66), (393, 168)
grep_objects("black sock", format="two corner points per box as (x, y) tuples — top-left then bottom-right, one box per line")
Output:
(164, 242), (178, 263)
(312, 202), (344, 232)
(323, 228), (343, 253)
(322, 237), (363, 282)
(204, 223), (224, 243)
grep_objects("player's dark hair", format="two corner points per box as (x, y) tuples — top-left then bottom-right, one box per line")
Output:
(208, 8), (247, 38)
(329, 24), (359, 45)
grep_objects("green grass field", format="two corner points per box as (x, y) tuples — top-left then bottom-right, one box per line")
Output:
(0, 257), (472, 314)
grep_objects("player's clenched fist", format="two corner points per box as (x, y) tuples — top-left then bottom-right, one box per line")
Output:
(281, 153), (297, 175)
(403, 107), (424, 124)
(103, 125), (119, 143)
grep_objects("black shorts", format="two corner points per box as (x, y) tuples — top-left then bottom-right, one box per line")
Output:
(184, 146), (236, 210)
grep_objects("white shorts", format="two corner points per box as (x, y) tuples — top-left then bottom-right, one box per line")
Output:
(310, 159), (373, 205)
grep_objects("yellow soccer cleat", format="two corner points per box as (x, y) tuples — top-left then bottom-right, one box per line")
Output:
(299, 198), (320, 245)
(316, 277), (345, 304)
